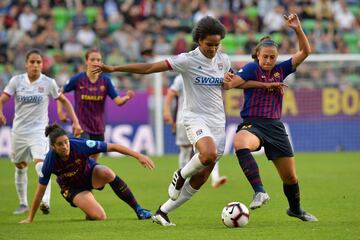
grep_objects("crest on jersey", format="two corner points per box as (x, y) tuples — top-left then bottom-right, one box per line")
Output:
(86, 140), (96, 148)
(218, 63), (223, 70)
(196, 129), (203, 136)
(38, 87), (44, 93)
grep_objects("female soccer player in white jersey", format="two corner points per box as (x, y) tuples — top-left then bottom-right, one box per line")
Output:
(92, 16), (284, 226)
(0, 49), (82, 215)
(163, 74), (227, 188)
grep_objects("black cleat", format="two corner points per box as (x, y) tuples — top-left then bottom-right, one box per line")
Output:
(287, 208), (318, 222)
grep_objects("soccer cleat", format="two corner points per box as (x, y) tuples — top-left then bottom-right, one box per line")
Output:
(135, 206), (152, 220)
(287, 208), (318, 222)
(212, 176), (228, 188)
(168, 169), (185, 201)
(152, 207), (176, 226)
(249, 192), (270, 209)
(13, 204), (29, 215)
(39, 202), (50, 215)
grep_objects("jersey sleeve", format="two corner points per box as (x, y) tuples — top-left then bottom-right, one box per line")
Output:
(166, 53), (189, 74)
(3, 76), (17, 96)
(49, 78), (61, 99)
(63, 74), (78, 93)
(237, 63), (257, 81)
(105, 75), (119, 99)
(170, 75), (183, 93)
(72, 138), (108, 155)
(38, 153), (54, 185)
(223, 53), (231, 73)
(278, 58), (296, 79)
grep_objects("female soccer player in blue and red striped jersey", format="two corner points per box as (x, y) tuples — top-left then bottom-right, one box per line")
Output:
(223, 14), (317, 222)
(19, 124), (155, 224)
(57, 49), (134, 160)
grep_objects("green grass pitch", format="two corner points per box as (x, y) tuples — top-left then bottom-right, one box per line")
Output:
(0, 152), (359, 240)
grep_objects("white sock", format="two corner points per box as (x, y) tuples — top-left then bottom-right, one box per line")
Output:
(160, 179), (198, 213)
(15, 167), (28, 206)
(211, 161), (220, 184)
(180, 153), (206, 179)
(179, 146), (192, 168)
(35, 162), (51, 206)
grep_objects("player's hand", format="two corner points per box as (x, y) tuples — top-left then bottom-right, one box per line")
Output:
(91, 63), (113, 74)
(0, 113), (6, 125)
(267, 82), (288, 95)
(163, 112), (174, 125)
(284, 13), (301, 30)
(19, 217), (32, 224)
(72, 123), (82, 137)
(126, 90), (135, 100)
(224, 72), (234, 83)
(137, 155), (155, 170)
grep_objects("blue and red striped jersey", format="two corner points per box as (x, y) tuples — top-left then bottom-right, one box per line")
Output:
(237, 58), (295, 119)
(63, 72), (118, 134)
(39, 138), (107, 189)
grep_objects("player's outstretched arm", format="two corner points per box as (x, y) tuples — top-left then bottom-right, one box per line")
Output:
(19, 184), (47, 224)
(114, 90), (135, 106)
(284, 13), (311, 67)
(57, 94), (82, 136)
(91, 61), (170, 75)
(0, 93), (10, 125)
(56, 99), (68, 123)
(107, 143), (155, 169)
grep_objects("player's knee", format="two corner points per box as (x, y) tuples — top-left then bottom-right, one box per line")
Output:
(15, 162), (27, 169)
(199, 151), (217, 165)
(283, 175), (298, 185)
(102, 168), (116, 182)
(88, 212), (107, 221)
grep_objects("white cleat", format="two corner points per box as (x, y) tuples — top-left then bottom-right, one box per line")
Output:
(152, 208), (176, 226)
(13, 204), (29, 215)
(249, 192), (270, 209)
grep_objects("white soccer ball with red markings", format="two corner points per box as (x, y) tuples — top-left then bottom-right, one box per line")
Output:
(221, 202), (250, 228)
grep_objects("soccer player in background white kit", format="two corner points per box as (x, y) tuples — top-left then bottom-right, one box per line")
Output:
(92, 16), (284, 226)
(163, 74), (228, 188)
(0, 49), (82, 215)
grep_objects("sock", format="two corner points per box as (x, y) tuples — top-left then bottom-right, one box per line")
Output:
(160, 179), (198, 213)
(15, 167), (28, 206)
(35, 162), (51, 206)
(236, 149), (265, 193)
(179, 146), (192, 168)
(180, 153), (206, 179)
(283, 182), (301, 214)
(110, 176), (139, 210)
(211, 162), (220, 184)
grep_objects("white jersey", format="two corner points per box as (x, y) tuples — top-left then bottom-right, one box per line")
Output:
(4, 73), (61, 135)
(166, 47), (231, 127)
(169, 75), (185, 124)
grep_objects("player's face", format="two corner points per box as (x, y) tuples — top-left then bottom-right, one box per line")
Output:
(25, 54), (43, 79)
(86, 52), (102, 71)
(198, 35), (222, 59)
(52, 135), (70, 158)
(257, 46), (278, 71)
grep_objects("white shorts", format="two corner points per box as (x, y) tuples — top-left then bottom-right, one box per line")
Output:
(184, 118), (226, 159)
(11, 133), (49, 164)
(176, 123), (191, 146)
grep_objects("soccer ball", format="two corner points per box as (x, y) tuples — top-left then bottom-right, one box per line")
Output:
(221, 202), (250, 228)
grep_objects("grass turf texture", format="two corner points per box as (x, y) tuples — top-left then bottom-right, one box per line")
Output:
(0, 152), (359, 240)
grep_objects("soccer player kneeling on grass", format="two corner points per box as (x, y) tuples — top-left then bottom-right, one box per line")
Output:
(19, 124), (155, 224)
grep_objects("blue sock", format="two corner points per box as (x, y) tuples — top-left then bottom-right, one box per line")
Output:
(236, 148), (265, 193)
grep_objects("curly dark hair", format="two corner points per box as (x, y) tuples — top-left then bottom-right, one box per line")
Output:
(45, 123), (67, 145)
(192, 16), (226, 43)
